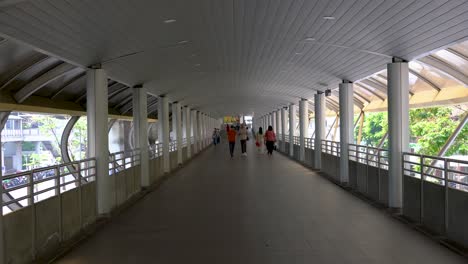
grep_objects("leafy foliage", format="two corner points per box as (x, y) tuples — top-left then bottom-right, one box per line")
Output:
(354, 112), (388, 147)
(355, 106), (467, 156)
(410, 107), (467, 156)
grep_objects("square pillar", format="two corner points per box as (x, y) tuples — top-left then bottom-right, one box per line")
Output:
(132, 85), (149, 187)
(314, 93), (325, 170)
(174, 102), (183, 164)
(159, 96), (170, 173)
(289, 104), (296, 157)
(87, 69), (112, 214)
(191, 110), (198, 154)
(272, 111), (277, 133)
(299, 99), (308, 162)
(197, 111), (202, 151)
(281, 107), (287, 152)
(276, 109), (281, 135)
(184, 107), (192, 158)
(388, 60), (409, 209)
(339, 81), (354, 184)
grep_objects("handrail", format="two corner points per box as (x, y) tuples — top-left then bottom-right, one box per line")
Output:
(149, 143), (163, 159)
(348, 143), (388, 169)
(305, 137), (314, 149)
(169, 140), (177, 152)
(2, 158), (97, 212)
(293, 136), (300, 145)
(322, 140), (340, 157)
(403, 152), (468, 192)
(108, 149), (140, 175)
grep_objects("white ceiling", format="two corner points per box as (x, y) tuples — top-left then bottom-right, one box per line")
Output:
(0, 0), (467, 117)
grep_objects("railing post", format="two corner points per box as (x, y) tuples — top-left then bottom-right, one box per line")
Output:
(444, 158), (449, 234)
(30, 171), (37, 260)
(77, 161), (83, 230)
(420, 155), (424, 223)
(56, 165), (63, 243)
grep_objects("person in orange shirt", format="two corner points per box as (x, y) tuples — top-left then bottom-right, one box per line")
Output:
(227, 125), (237, 158)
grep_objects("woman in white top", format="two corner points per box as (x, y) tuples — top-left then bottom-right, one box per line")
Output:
(239, 124), (248, 156)
(255, 127), (264, 154)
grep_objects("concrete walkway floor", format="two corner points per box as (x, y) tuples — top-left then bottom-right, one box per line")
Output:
(56, 141), (466, 263)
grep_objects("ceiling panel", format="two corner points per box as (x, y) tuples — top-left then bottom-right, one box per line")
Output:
(0, 0), (466, 116)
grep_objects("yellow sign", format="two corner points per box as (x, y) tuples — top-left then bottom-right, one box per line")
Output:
(223, 116), (239, 123)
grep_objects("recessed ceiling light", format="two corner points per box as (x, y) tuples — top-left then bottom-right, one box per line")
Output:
(295, 52), (303, 55)
(304, 37), (315, 41)
(194, 64), (201, 67)
(164, 19), (177, 24)
(323, 16), (335, 20)
(190, 53), (197, 57)
(178, 40), (189, 44)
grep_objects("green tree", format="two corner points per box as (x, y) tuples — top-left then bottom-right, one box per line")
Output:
(410, 107), (467, 156)
(68, 117), (88, 161)
(354, 112), (388, 147)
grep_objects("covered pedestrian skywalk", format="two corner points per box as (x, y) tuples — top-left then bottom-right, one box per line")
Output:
(0, 0), (467, 263)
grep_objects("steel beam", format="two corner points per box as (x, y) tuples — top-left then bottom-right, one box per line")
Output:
(14, 63), (76, 103)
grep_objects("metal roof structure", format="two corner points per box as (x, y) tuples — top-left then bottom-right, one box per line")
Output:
(0, 0), (466, 118)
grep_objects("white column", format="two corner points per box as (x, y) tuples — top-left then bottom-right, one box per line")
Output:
(289, 104), (296, 157)
(203, 114), (207, 148)
(132, 85), (149, 187)
(0, 115), (5, 263)
(272, 111), (277, 132)
(276, 109), (281, 135)
(192, 110), (198, 153)
(388, 60), (409, 208)
(87, 69), (112, 214)
(314, 93), (325, 170)
(339, 81), (354, 184)
(281, 107), (287, 152)
(299, 99), (308, 162)
(174, 102), (183, 164)
(185, 107), (192, 158)
(160, 96), (170, 173)
(197, 111), (202, 151)
(270, 113), (274, 128)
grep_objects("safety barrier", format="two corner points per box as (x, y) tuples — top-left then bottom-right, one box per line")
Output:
(276, 136), (314, 167)
(109, 149), (141, 207)
(2, 158), (97, 263)
(402, 153), (468, 247)
(348, 144), (389, 204)
(1, 134), (212, 263)
(321, 140), (341, 180)
(149, 143), (163, 159)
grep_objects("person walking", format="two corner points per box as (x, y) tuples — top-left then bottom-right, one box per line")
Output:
(264, 125), (276, 156)
(239, 123), (248, 156)
(255, 127), (265, 154)
(212, 128), (220, 146)
(227, 125), (237, 158)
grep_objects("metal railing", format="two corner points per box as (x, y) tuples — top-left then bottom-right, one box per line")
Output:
(293, 136), (300, 145)
(108, 149), (140, 175)
(321, 140), (340, 157)
(349, 144), (388, 169)
(1, 128), (41, 138)
(169, 140), (177, 152)
(403, 153), (468, 192)
(149, 143), (163, 159)
(2, 158), (96, 214)
(305, 137), (314, 149)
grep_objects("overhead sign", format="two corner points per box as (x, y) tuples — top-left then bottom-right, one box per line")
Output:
(223, 116), (239, 123)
